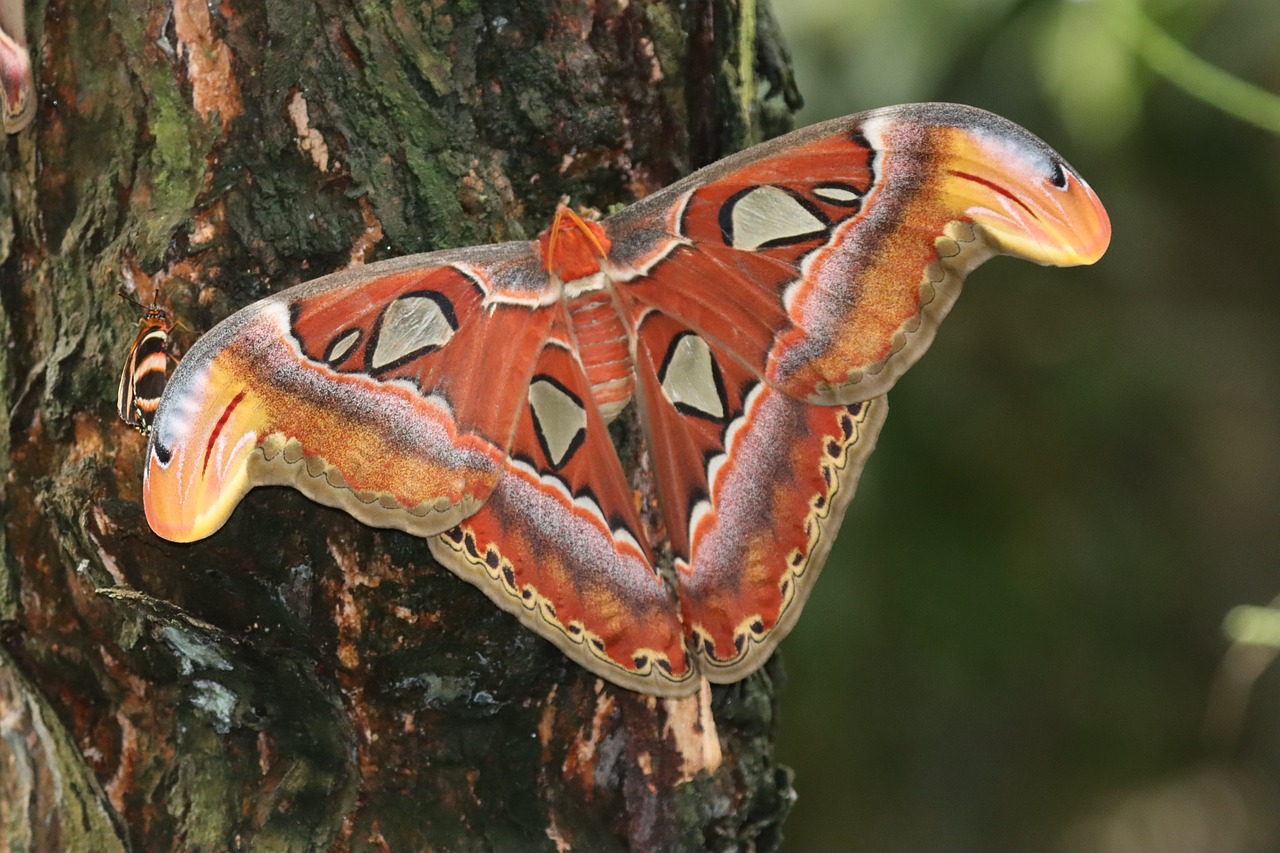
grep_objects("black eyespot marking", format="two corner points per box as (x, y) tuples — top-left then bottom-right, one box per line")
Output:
(153, 439), (173, 465)
(1050, 161), (1069, 190)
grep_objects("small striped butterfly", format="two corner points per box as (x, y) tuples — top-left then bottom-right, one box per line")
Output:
(118, 304), (175, 434)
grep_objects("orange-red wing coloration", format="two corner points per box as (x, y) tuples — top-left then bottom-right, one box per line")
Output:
(630, 309), (886, 680)
(429, 334), (692, 693)
(605, 104), (1109, 407)
(143, 245), (551, 543)
(143, 103), (1110, 695)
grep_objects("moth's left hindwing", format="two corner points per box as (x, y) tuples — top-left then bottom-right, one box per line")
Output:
(429, 330), (695, 694)
(142, 103), (1110, 695)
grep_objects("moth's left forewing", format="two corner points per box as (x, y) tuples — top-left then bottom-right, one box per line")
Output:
(144, 246), (548, 543)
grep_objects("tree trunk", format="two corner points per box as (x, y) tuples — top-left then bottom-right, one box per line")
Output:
(0, 0), (803, 849)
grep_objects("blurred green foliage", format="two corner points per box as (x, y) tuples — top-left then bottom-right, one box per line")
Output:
(770, 0), (1280, 849)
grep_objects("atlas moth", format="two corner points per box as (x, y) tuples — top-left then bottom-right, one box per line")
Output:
(142, 103), (1110, 696)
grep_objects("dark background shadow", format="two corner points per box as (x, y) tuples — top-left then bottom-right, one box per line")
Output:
(771, 1), (1280, 849)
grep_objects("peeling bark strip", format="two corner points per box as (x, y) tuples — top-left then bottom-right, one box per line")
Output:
(0, 0), (801, 849)
(172, 0), (243, 129)
(290, 90), (331, 173)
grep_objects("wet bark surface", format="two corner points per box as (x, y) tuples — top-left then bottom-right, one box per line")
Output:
(0, 0), (802, 849)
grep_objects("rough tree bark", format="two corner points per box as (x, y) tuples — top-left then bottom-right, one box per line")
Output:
(0, 0), (806, 850)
